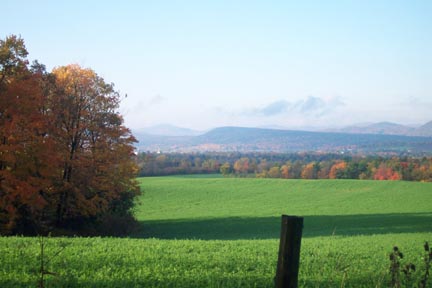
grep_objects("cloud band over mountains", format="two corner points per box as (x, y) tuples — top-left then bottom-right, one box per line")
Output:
(249, 96), (345, 118)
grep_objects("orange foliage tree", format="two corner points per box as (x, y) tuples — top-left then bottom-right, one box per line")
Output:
(373, 163), (401, 181)
(301, 162), (319, 179)
(329, 161), (347, 179)
(280, 164), (290, 179)
(0, 36), (139, 235)
(50, 64), (139, 231)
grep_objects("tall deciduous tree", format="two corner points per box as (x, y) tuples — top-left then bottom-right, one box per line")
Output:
(0, 35), (140, 235)
(50, 64), (139, 230)
(0, 35), (28, 88)
(0, 37), (55, 234)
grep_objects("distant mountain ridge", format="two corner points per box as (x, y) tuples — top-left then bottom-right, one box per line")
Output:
(336, 122), (414, 135)
(136, 121), (432, 138)
(333, 120), (432, 137)
(134, 125), (432, 155)
(414, 121), (432, 136)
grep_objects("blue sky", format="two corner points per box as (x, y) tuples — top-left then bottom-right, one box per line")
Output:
(2, 1), (432, 130)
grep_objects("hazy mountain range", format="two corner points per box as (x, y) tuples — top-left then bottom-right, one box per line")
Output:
(136, 121), (432, 138)
(133, 121), (432, 154)
(330, 121), (432, 137)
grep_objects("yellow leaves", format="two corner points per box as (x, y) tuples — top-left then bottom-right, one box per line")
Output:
(52, 64), (96, 81)
(52, 64), (97, 95)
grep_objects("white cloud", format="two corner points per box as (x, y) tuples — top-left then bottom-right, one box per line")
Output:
(258, 100), (291, 116)
(123, 93), (432, 131)
(246, 96), (345, 118)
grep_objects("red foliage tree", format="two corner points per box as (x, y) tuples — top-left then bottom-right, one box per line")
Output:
(373, 163), (401, 181)
(0, 38), (56, 233)
(0, 36), (139, 235)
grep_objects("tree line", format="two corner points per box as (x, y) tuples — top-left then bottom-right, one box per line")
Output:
(0, 35), (139, 235)
(137, 152), (432, 181)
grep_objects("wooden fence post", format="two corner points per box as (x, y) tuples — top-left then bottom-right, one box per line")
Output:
(275, 215), (304, 288)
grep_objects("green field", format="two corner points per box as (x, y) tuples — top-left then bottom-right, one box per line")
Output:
(135, 178), (432, 239)
(1, 177), (432, 287)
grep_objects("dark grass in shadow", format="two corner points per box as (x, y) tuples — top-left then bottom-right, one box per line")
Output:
(2, 278), (377, 288)
(133, 213), (432, 240)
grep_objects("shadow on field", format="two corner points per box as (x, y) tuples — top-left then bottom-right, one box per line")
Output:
(133, 212), (432, 240)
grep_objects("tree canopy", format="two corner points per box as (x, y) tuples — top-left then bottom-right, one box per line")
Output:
(0, 35), (139, 235)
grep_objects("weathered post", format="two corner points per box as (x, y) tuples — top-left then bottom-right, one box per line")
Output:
(275, 215), (303, 288)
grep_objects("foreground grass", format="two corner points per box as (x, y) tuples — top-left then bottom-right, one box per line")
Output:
(1, 233), (431, 287)
(2, 177), (431, 287)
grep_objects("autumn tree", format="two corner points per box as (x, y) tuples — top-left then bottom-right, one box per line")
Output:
(256, 159), (269, 174)
(233, 157), (250, 176)
(49, 64), (139, 232)
(202, 159), (220, 172)
(220, 162), (232, 176)
(268, 166), (281, 178)
(329, 161), (347, 179)
(317, 161), (332, 179)
(301, 162), (320, 179)
(373, 163), (401, 181)
(0, 37), (56, 234)
(290, 160), (303, 179)
(0, 36), (139, 235)
(280, 164), (290, 179)
(0, 35), (28, 88)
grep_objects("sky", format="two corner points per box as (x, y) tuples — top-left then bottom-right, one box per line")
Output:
(2, 0), (432, 131)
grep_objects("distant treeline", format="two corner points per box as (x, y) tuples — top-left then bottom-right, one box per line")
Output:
(137, 152), (432, 181)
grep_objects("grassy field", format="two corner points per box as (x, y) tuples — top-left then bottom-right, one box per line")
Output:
(1, 177), (432, 287)
(135, 178), (432, 239)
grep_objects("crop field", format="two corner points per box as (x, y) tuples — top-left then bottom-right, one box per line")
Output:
(1, 177), (432, 287)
